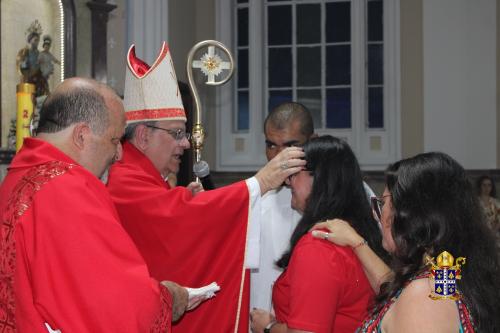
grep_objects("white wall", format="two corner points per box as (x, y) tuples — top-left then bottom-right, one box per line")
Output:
(126, 0), (169, 65)
(423, 0), (496, 168)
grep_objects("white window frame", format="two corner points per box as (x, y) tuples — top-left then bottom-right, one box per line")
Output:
(215, 0), (400, 171)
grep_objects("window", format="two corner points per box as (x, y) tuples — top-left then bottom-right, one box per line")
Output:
(216, 0), (400, 170)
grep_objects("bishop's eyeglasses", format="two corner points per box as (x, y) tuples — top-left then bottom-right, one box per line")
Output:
(146, 125), (191, 141)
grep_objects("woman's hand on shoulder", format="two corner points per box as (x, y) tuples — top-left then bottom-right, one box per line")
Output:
(310, 218), (364, 247)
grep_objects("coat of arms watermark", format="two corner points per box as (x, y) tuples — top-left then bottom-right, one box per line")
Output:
(426, 251), (466, 300)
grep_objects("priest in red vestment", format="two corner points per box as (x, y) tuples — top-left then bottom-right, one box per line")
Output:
(106, 42), (305, 333)
(0, 78), (189, 332)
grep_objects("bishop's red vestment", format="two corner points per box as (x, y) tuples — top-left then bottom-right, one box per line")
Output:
(107, 142), (252, 333)
(0, 138), (172, 332)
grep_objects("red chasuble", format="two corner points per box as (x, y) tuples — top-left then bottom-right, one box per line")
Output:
(0, 138), (172, 332)
(107, 142), (251, 333)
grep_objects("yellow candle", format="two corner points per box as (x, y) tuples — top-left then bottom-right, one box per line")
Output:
(15, 83), (36, 152)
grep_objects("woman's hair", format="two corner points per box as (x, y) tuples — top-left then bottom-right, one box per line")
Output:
(378, 152), (500, 332)
(476, 175), (496, 198)
(277, 135), (387, 268)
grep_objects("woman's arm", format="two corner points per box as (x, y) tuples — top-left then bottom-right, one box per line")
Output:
(311, 219), (392, 293)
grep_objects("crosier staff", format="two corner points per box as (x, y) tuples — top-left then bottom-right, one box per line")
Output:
(186, 40), (234, 182)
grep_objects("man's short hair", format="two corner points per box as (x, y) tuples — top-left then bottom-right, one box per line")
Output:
(264, 102), (314, 137)
(123, 121), (158, 141)
(37, 87), (110, 135)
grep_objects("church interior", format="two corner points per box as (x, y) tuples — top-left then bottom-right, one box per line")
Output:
(1, 1), (500, 332)
(0, 0), (499, 193)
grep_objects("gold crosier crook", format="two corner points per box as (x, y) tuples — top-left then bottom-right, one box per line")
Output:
(186, 40), (235, 179)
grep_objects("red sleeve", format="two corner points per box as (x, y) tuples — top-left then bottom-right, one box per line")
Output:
(17, 170), (171, 332)
(286, 236), (346, 332)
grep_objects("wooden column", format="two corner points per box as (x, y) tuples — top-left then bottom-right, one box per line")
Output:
(87, 0), (117, 83)
(62, 0), (77, 79)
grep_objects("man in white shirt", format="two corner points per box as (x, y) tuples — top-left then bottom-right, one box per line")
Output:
(250, 102), (314, 311)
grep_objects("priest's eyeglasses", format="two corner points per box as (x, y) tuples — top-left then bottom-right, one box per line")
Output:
(146, 126), (191, 141)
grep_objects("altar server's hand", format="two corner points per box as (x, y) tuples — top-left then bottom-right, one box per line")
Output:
(161, 281), (189, 321)
(250, 308), (275, 333)
(255, 147), (305, 195)
(187, 181), (204, 196)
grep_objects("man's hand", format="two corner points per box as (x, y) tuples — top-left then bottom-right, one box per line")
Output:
(186, 181), (204, 196)
(160, 281), (188, 321)
(255, 147), (306, 195)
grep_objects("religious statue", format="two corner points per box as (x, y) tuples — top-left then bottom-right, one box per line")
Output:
(38, 35), (61, 81)
(16, 20), (50, 97)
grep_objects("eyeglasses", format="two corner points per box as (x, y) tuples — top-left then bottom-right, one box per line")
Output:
(287, 168), (313, 183)
(146, 126), (191, 141)
(370, 194), (391, 222)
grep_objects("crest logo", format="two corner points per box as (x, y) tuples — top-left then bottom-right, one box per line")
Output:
(426, 251), (466, 300)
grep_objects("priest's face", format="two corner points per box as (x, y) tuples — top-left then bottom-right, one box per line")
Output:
(89, 94), (126, 178)
(146, 120), (190, 177)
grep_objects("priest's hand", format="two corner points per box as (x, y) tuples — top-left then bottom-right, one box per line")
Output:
(255, 147), (306, 195)
(186, 181), (204, 196)
(187, 295), (203, 311)
(161, 281), (189, 321)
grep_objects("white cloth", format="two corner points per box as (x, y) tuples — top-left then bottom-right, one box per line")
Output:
(186, 282), (220, 301)
(250, 186), (301, 311)
(245, 176), (264, 269)
(45, 323), (61, 333)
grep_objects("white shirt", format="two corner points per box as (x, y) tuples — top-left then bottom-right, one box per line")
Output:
(250, 186), (301, 311)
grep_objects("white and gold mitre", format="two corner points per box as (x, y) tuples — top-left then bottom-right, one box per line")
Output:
(124, 41), (186, 124)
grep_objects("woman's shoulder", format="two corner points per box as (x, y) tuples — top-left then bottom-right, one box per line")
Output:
(297, 231), (342, 249)
(384, 277), (460, 332)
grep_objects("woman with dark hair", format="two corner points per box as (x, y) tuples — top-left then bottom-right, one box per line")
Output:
(476, 175), (500, 236)
(250, 135), (386, 333)
(313, 152), (500, 332)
